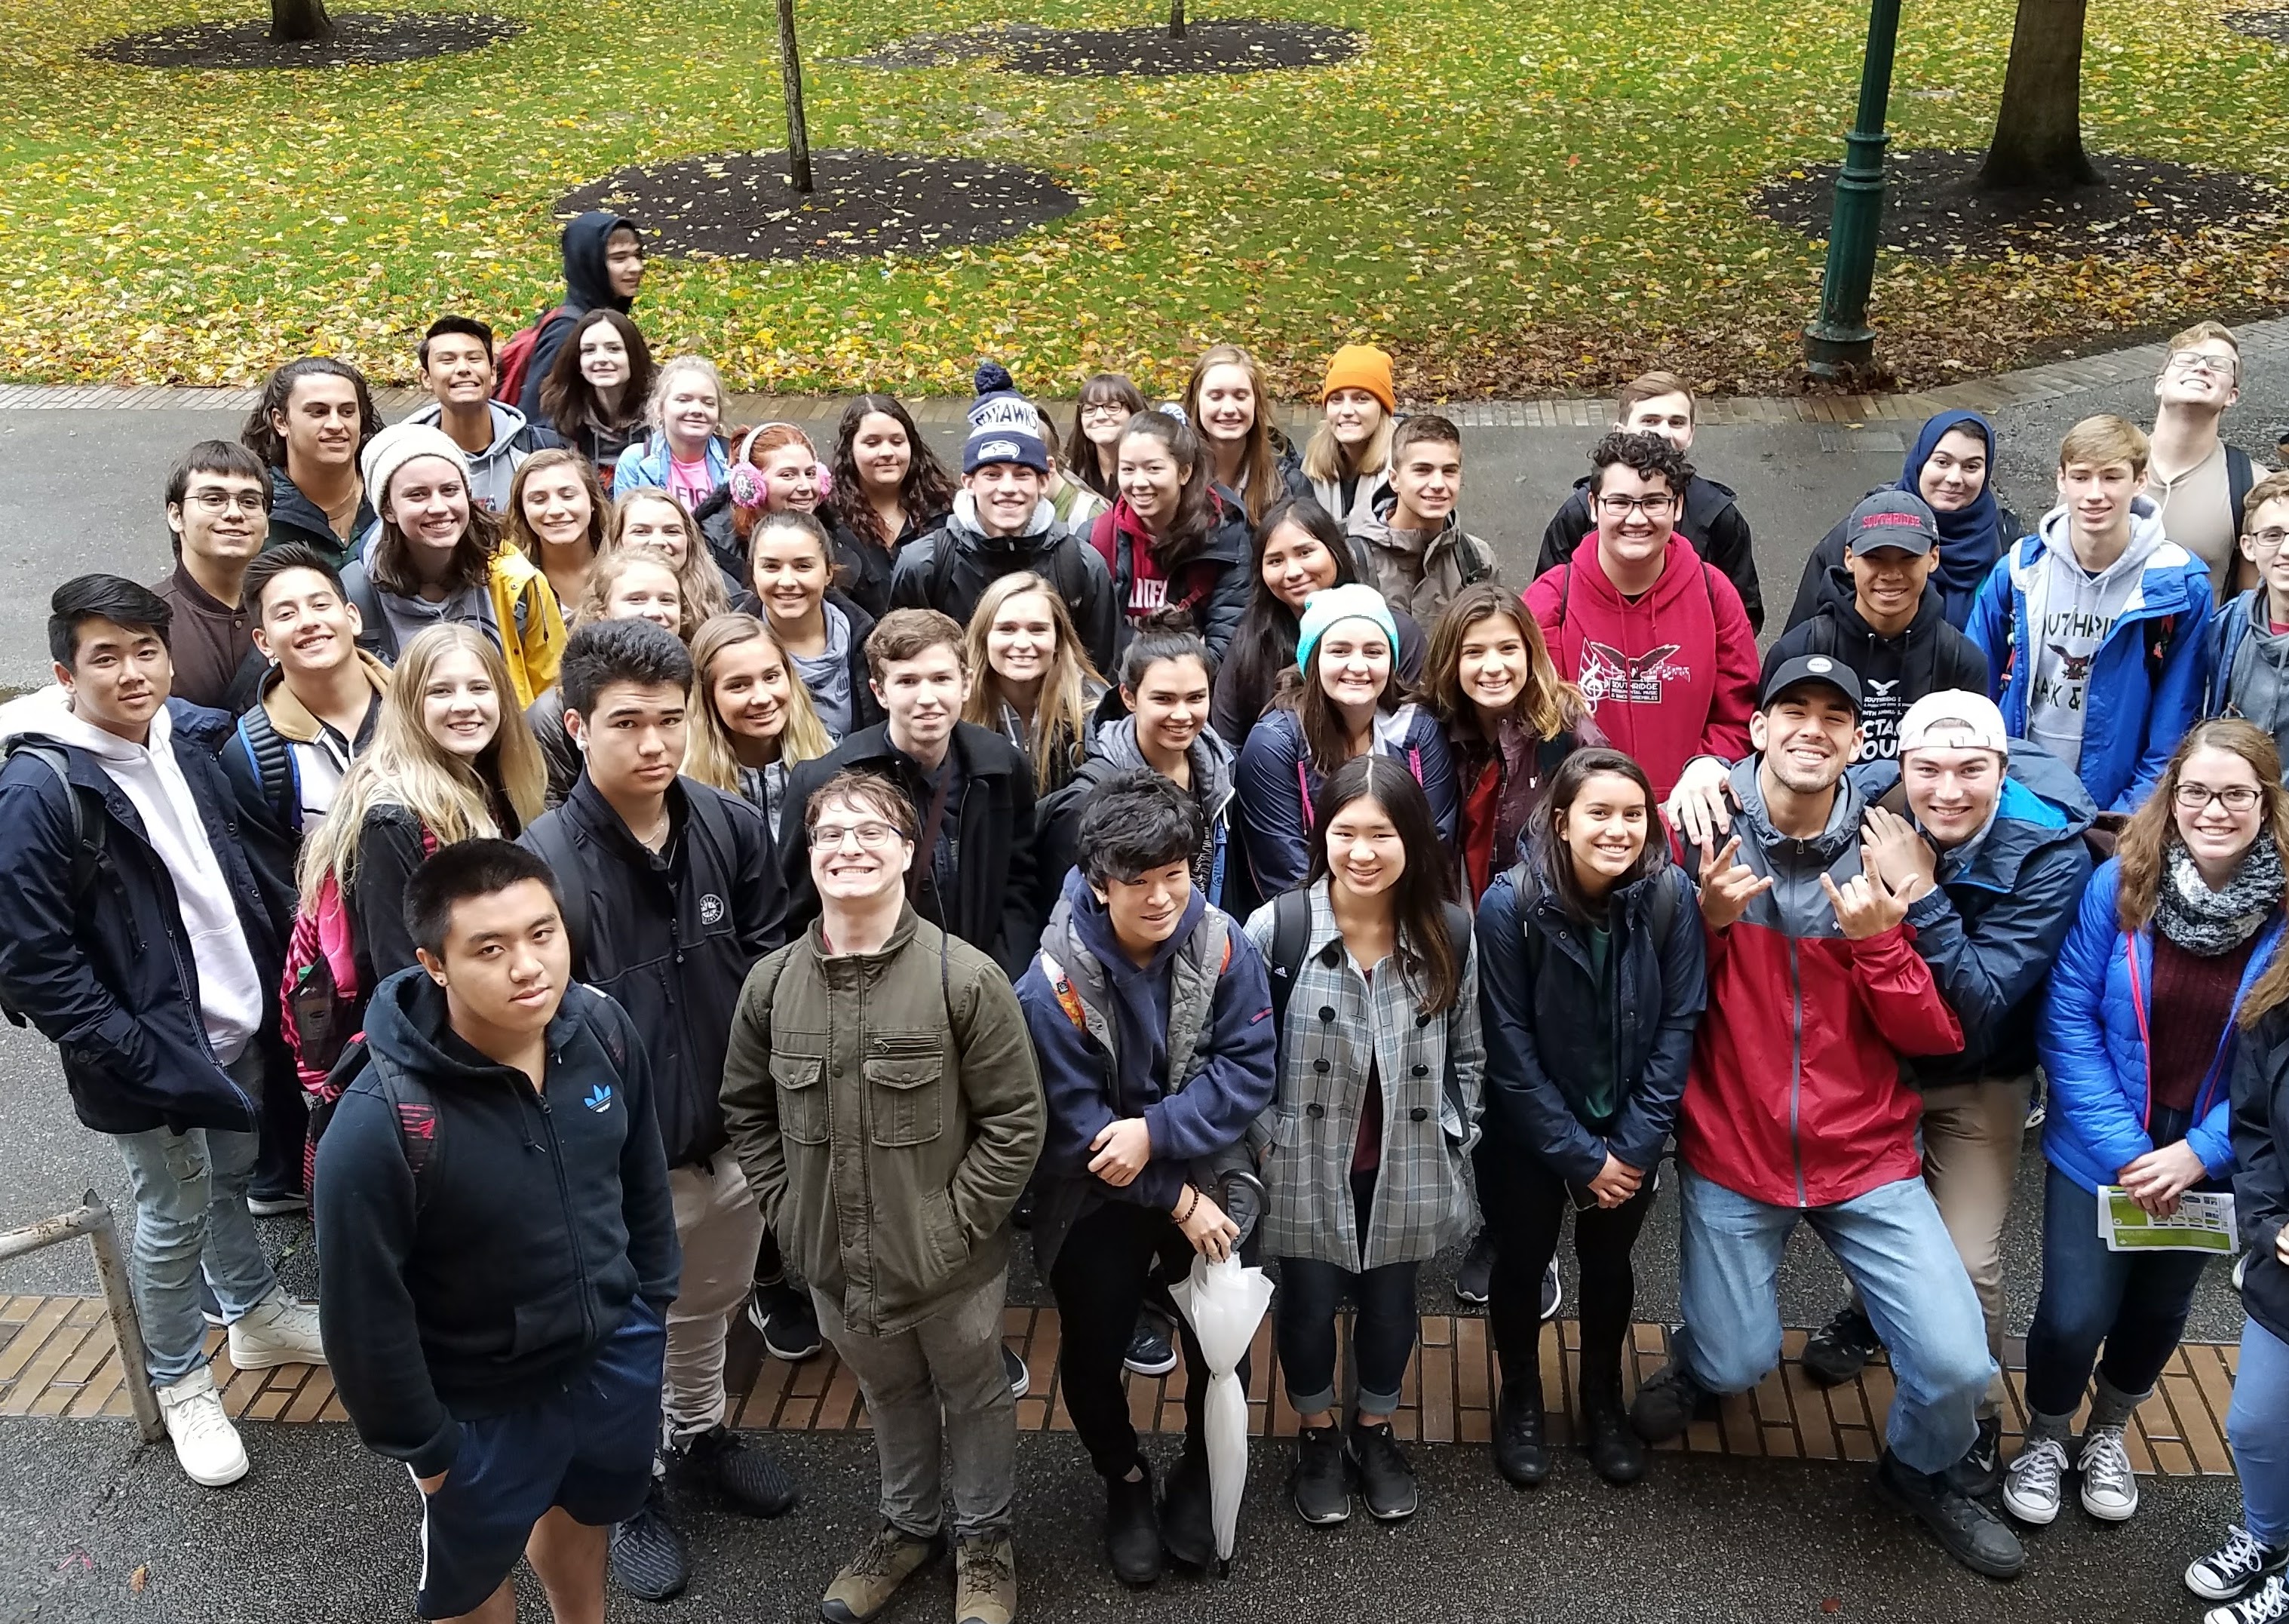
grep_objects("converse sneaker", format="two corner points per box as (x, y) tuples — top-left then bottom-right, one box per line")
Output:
(226, 1291), (327, 1371)
(2078, 1425), (2140, 1521)
(2002, 1435), (2068, 1526)
(244, 1189), (306, 1218)
(2189, 1527), (2289, 1603)
(821, 1524), (945, 1623)
(954, 1534), (1016, 1624)
(2210, 1573), (2289, 1624)
(156, 1365), (247, 1487)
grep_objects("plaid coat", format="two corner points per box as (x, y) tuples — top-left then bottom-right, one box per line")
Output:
(1244, 881), (1484, 1271)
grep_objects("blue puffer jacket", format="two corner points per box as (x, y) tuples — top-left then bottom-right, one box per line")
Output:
(2037, 859), (2286, 1194)
(1964, 503), (2213, 812)
(1856, 739), (2096, 1087)
(0, 695), (282, 1135)
(1234, 702), (1458, 901)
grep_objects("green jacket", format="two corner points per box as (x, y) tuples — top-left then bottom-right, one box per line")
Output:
(720, 906), (1044, 1337)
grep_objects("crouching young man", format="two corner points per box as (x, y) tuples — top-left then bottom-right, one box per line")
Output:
(1015, 769), (1276, 1586)
(315, 840), (680, 1624)
(723, 769), (1043, 1624)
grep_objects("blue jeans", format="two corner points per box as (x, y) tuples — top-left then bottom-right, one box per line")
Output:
(2233, 1315), (2289, 1549)
(1677, 1166), (1993, 1475)
(2021, 1164), (2211, 1418)
(112, 1050), (279, 1384)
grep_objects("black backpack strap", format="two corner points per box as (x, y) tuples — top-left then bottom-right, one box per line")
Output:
(523, 812), (591, 969)
(235, 708), (300, 835)
(2229, 447), (2257, 543)
(363, 1045), (441, 1208)
(6, 742), (102, 899)
(1265, 886), (1313, 1041)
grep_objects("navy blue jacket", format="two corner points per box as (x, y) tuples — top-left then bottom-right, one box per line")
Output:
(0, 698), (282, 1137)
(315, 972), (680, 1477)
(2233, 1005), (2289, 1347)
(1474, 861), (1705, 1183)
(1856, 740), (2095, 1087)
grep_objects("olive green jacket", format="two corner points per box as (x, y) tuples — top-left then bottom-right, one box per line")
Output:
(721, 906), (1044, 1337)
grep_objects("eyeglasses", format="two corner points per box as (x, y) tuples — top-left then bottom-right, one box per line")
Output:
(812, 821), (902, 850)
(1596, 493), (1675, 518)
(2174, 783), (2262, 813)
(2250, 527), (2289, 556)
(2168, 352), (2238, 378)
(1080, 402), (1131, 419)
(186, 489), (266, 514)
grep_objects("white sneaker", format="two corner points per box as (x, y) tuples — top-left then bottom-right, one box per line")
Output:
(2078, 1425), (2140, 1521)
(2211, 1573), (2289, 1624)
(157, 1365), (247, 1487)
(2002, 1435), (2068, 1525)
(226, 1291), (327, 1371)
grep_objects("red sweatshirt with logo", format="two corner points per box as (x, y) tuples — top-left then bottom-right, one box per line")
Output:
(1523, 534), (1758, 798)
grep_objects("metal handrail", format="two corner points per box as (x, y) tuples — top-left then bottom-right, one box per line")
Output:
(0, 1191), (164, 1441)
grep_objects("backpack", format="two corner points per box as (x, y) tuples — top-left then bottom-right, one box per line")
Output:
(492, 304), (569, 407)
(930, 528), (1094, 620)
(235, 708), (302, 835)
(0, 741), (106, 1029)
(283, 824), (439, 1102)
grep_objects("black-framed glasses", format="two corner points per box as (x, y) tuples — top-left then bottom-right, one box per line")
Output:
(2174, 783), (2262, 813)
(1597, 493), (1675, 518)
(186, 489), (266, 514)
(2249, 527), (2289, 555)
(2168, 351), (2238, 378)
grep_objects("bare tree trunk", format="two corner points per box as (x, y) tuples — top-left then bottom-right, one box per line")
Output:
(269, 0), (334, 42)
(1169, 0), (1184, 40)
(1981, 0), (2100, 190)
(778, 0), (812, 193)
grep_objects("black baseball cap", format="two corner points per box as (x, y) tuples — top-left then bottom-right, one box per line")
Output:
(1759, 652), (1862, 716)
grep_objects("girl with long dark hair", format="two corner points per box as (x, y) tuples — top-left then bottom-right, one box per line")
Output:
(702, 422), (888, 619)
(826, 393), (955, 561)
(1248, 757), (1481, 1524)
(536, 309), (653, 491)
(1085, 410), (1254, 657)
(1234, 582), (1456, 901)
(1420, 582), (1606, 903)
(1471, 746), (1704, 1488)
(1067, 372), (1146, 501)
(746, 509), (881, 741)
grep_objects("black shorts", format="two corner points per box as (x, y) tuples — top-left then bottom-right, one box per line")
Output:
(414, 1299), (664, 1619)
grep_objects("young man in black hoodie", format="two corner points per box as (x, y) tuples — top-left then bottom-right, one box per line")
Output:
(1533, 370), (1764, 632)
(519, 211), (645, 425)
(517, 618), (795, 1601)
(240, 357), (382, 573)
(316, 840), (679, 1624)
(1761, 490), (1988, 766)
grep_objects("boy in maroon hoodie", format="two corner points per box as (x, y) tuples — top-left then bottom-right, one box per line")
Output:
(1523, 432), (1758, 800)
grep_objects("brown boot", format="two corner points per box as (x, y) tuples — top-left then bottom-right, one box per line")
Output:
(821, 1524), (945, 1624)
(954, 1534), (1017, 1624)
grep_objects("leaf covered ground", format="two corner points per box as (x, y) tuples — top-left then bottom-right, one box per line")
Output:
(3, 0), (2287, 397)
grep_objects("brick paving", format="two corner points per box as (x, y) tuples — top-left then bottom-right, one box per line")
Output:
(0, 1293), (2244, 1478)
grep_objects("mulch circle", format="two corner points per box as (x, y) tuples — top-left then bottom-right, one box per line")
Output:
(1754, 146), (2287, 261)
(91, 9), (523, 68)
(2223, 8), (2289, 41)
(557, 149), (1079, 262)
(842, 18), (1361, 76)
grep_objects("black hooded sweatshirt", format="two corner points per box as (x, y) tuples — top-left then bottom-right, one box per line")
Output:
(313, 972), (680, 1478)
(519, 210), (640, 422)
(1760, 566), (1989, 763)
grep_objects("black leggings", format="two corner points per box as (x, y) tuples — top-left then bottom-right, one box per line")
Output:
(1476, 1140), (1655, 1400)
(1049, 1198), (1249, 1478)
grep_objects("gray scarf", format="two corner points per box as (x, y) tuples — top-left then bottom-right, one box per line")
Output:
(2155, 832), (2284, 956)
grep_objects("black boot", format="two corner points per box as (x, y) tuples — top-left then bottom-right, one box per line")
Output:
(1579, 1380), (1647, 1487)
(1159, 1446), (1216, 1570)
(1630, 1358), (1715, 1444)
(1876, 1449), (2025, 1581)
(1493, 1379), (1550, 1487)
(1103, 1462), (1162, 1587)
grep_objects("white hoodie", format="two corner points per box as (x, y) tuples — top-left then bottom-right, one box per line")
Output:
(0, 687), (263, 1064)
(2019, 498), (2174, 772)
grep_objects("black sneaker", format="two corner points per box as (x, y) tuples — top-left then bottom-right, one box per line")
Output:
(1349, 1420), (1419, 1521)
(668, 1423), (798, 1518)
(1539, 1260), (1563, 1322)
(246, 1188), (306, 1217)
(1290, 1424), (1351, 1525)
(1122, 1314), (1178, 1377)
(609, 1480), (692, 1601)
(1582, 1394), (1647, 1486)
(1103, 1463), (1161, 1587)
(747, 1276), (824, 1362)
(1159, 1447), (1216, 1568)
(1630, 1358), (1715, 1444)
(1002, 1343), (1029, 1399)
(1493, 1380), (1549, 1487)
(2189, 1526), (2289, 1602)
(2211, 1573), (2289, 1623)
(1800, 1303), (1883, 1388)
(1876, 1449), (2025, 1581)
(1455, 1228), (1493, 1305)
(1946, 1414), (2003, 1501)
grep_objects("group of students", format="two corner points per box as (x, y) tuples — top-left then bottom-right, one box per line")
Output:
(9, 222), (2289, 1621)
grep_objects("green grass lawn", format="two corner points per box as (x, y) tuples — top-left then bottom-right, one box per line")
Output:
(2, 0), (2287, 396)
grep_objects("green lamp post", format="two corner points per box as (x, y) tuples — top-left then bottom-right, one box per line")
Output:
(1803, 0), (1904, 376)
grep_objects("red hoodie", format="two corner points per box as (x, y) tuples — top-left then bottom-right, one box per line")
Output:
(1523, 534), (1757, 798)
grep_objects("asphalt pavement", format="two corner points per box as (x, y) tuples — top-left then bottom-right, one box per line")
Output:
(0, 343), (2275, 1622)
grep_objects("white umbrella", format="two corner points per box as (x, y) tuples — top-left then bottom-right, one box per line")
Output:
(1168, 1171), (1274, 1571)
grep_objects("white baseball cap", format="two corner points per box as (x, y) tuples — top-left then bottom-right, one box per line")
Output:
(1898, 690), (2010, 757)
